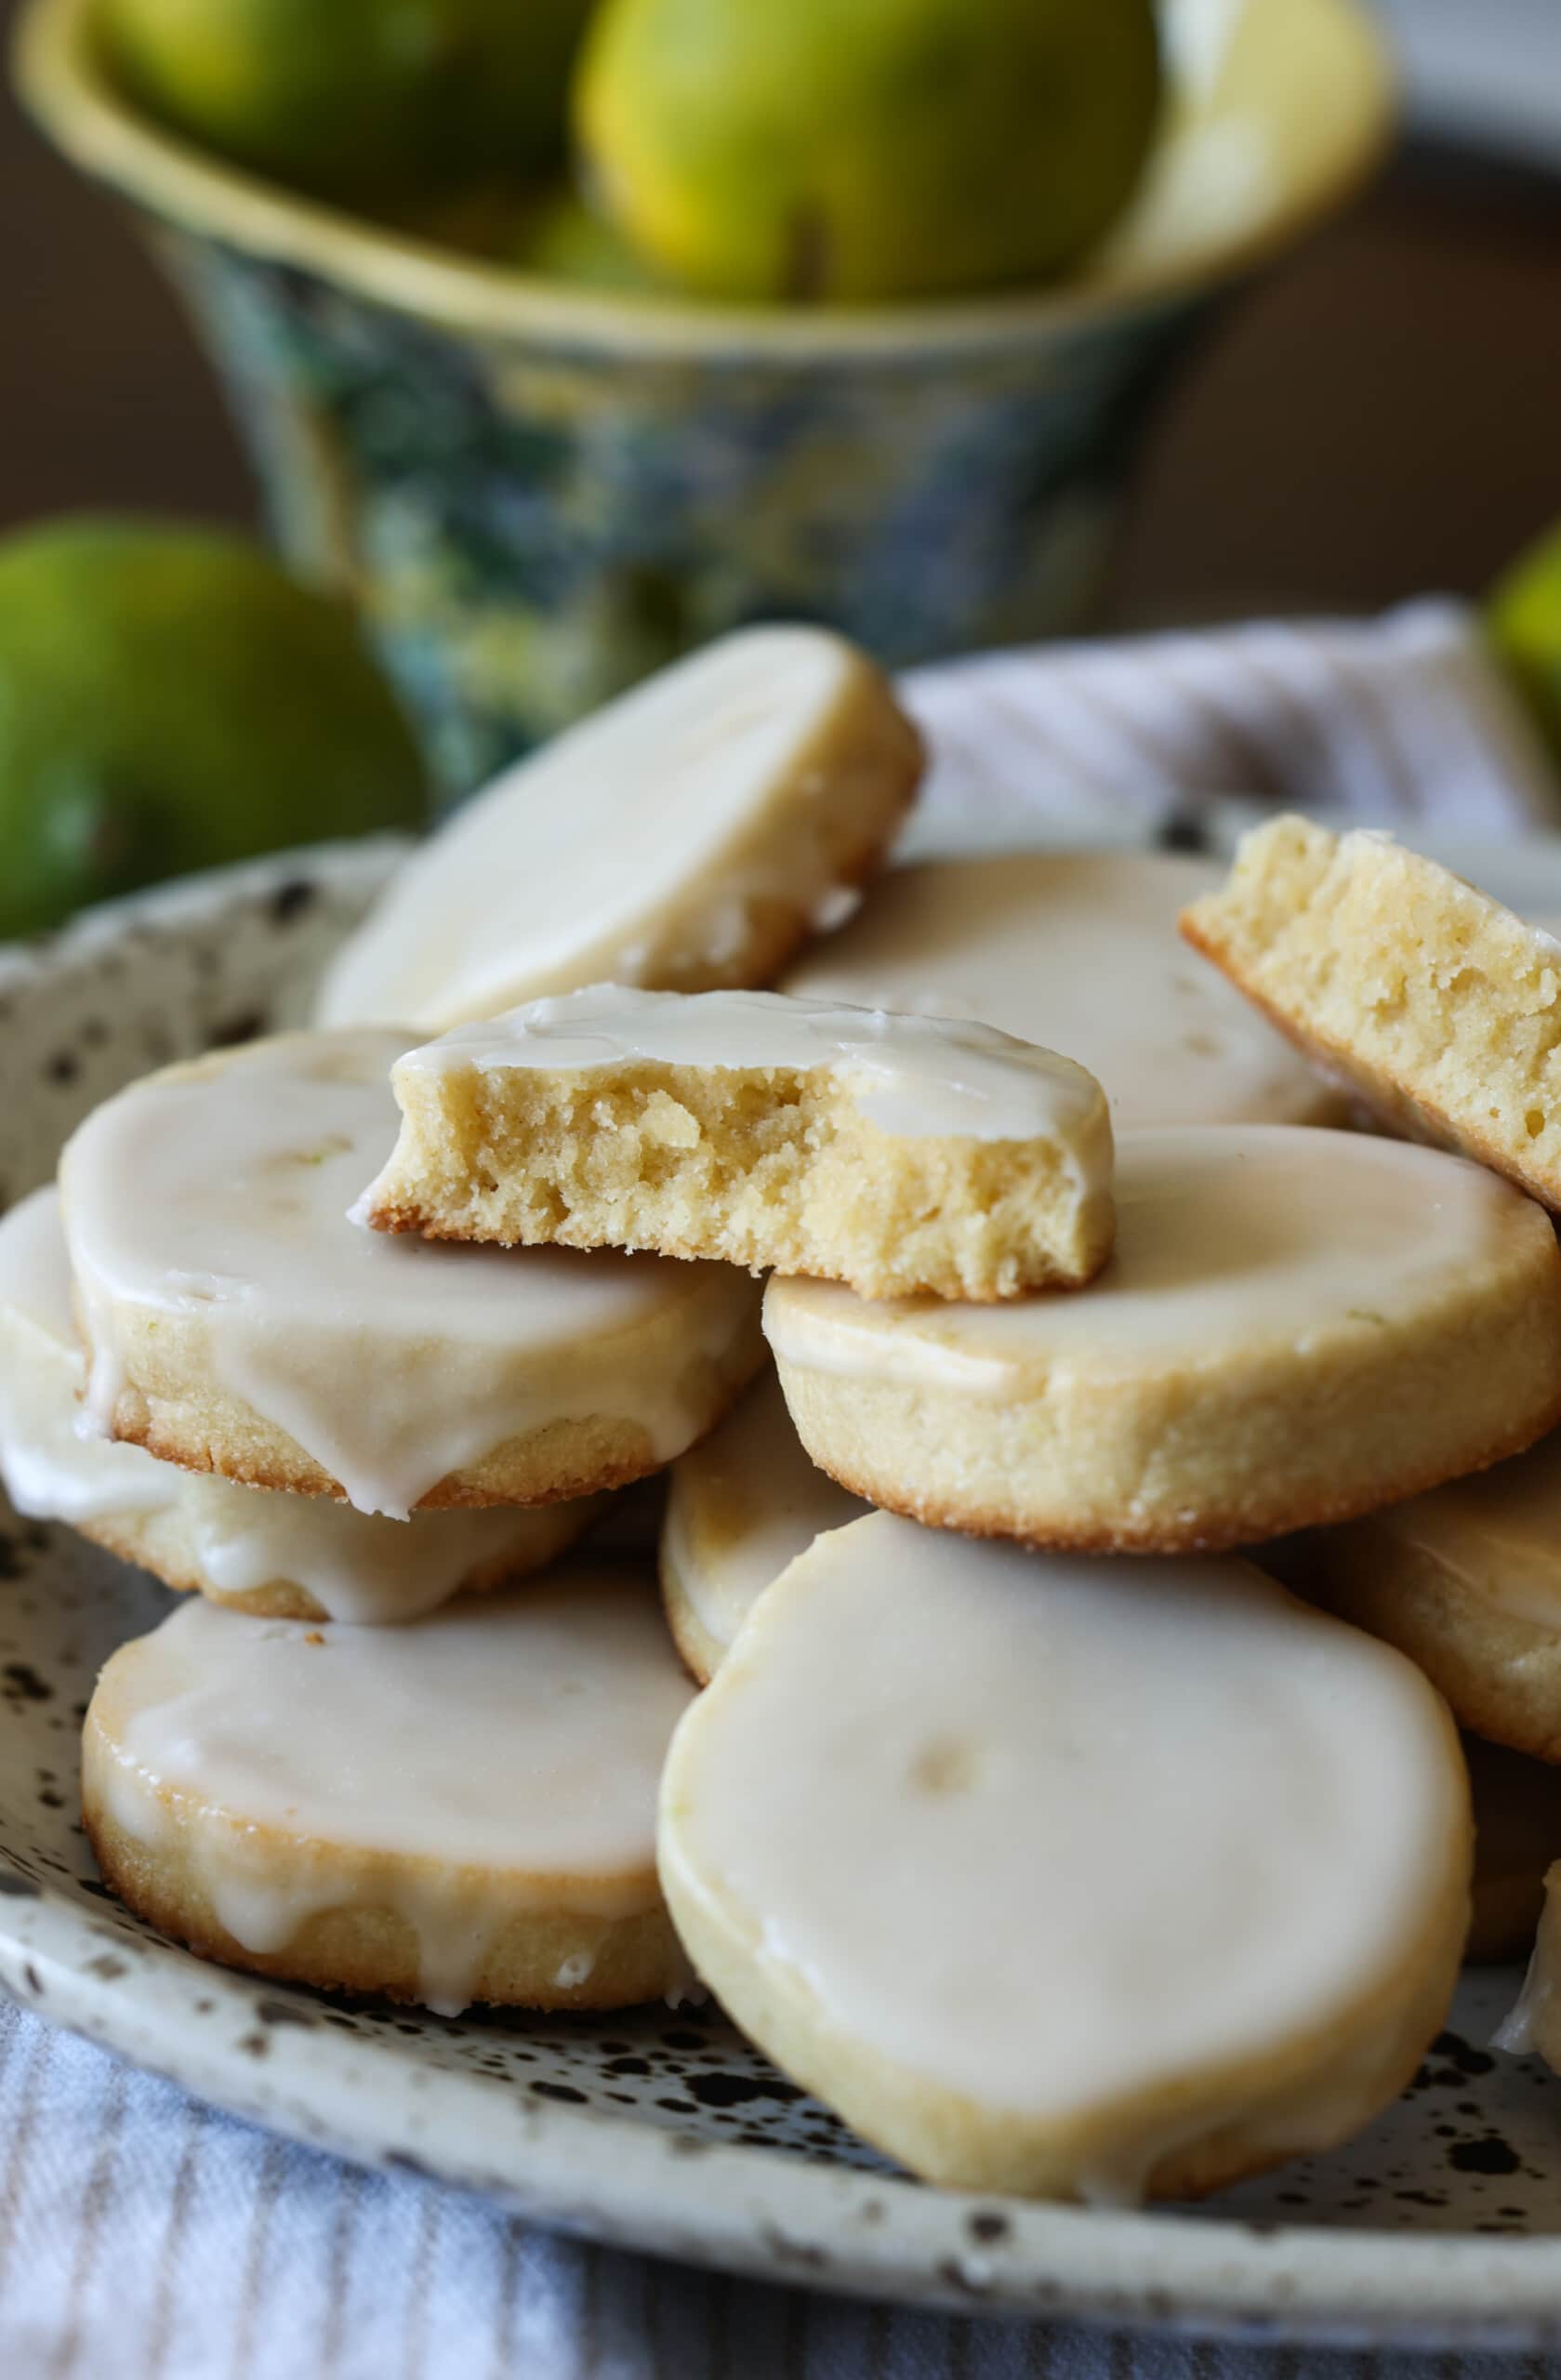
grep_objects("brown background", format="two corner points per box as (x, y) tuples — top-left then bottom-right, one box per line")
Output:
(2, 0), (1560, 625)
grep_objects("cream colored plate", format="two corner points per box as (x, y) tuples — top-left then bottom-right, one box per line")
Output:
(3, 839), (1561, 2347)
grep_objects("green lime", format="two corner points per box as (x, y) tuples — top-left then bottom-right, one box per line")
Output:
(512, 189), (664, 289)
(0, 516), (427, 937)
(99, 0), (593, 202)
(575, 0), (1162, 304)
(1489, 520), (1561, 776)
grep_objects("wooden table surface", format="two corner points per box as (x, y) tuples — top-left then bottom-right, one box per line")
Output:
(3, 0), (1559, 628)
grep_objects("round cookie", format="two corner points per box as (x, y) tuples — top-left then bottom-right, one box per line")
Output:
(783, 851), (1338, 1130)
(60, 1030), (763, 1517)
(1465, 1736), (1561, 1962)
(84, 1568), (695, 2013)
(658, 1514), (1471, 2202)
(1266, 1429), (1561, 1764)
(763, 1126), (1561, 1554)
(316, 626), (921, 1033)
(0, 1184), (602, 1622)
(661, 1368), (870, 1683)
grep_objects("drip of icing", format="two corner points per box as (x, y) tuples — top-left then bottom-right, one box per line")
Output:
(179, 1478), (589, 1624)
(1357, 1432), (1561, 1633)
(661, 1514), (1467, 2194)
(95, 1574), (692, 2012)
(1495, 1860), (1561, 2058)
(0, 1186), (181, 1524)
(784, 852), (1329, 1130)
(1493, 1950), (1551, 2057)
(0, 1186), (594, 1620)
(390, 984), (1109, 1149)
(60, 1031), (757, 1516)
(667, 1368), (870, 1657)
(763, 1127), (1536, 1386)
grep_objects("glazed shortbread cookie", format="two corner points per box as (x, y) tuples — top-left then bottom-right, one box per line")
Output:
(1182, 815), (1561, 1207)
(84, 1570), (695, 2013)
(661, 1368), (869, 1683)
(360, 986), (1116, 1302)
(1465, 1738), (1561, 1962)
(1266, 1430), (1561, 1763)
(659, 1514), (1470, 2201)
(0, 1187), (601, 1621)
(785, 852), (1338, 1130)
(60, 1031), (761, 1517)
(316, 628), (921, 1033)
(764, 1126), (1561, 1553)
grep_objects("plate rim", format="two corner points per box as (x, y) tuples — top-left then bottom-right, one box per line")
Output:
(7, 1875), (1561, 2349)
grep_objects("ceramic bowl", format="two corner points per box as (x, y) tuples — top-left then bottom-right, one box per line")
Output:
(16, 0), (1392, 798)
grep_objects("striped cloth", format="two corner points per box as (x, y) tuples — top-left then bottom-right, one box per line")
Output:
(898, 599), (1559, 857)
(0, 2002), (1531, 2380)
(4, 601), (1558, 2378)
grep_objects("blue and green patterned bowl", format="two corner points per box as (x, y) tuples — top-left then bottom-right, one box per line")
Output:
(17, 0), (1392, 801)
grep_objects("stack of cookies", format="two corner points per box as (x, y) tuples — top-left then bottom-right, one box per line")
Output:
(12, 625), (1561, 2209)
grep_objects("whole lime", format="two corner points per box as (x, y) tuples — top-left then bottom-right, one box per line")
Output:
(99, 0), (593, 201)
(1489, 520), (1561, 778)
(575, 0), (1161, 304)
(0, 516), (427, 938)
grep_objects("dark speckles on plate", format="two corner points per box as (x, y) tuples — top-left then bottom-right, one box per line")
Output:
(269, 880), (317, 927)
(3, 1663), (54, 1703)
(1449, 2136), (1523, 2177)
(682, 2072), (802, 2111)
(967, 2210), (1011, 2245)
(254, 1997), (317, 2029)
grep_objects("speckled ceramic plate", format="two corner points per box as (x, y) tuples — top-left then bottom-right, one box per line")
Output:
(4, 841), (1561, 2350)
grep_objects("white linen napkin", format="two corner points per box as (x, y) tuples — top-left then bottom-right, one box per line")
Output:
(897, 599), (1559, 860)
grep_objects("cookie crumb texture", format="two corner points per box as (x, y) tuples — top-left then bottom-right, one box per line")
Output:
(369, 1009), (1115, 1302)
(1182, 814), (1561, 1207)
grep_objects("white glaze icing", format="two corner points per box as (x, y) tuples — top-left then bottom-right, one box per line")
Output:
(661, 1514), (1465, 2198)
(315, 627), (899, 1031)
(1355, 1432), (1561, 1633)
(0, 1186), (181, 1525)
(95, 1570), (693, 2012)
(0, 1186), (596, 1620)
(665, 1368), (869, 1658)
(784, 852), (1330, 1130)
(0, 1178), (87, 1342)
(1495, 1862), (1561, 2056)
(1493, 1958), (1550, 2057)
(59, 1031), (757, 1517)
(389, 984), (1108, 1147)
(177, 1478), (591, 1625)
(763, 1126), (1532, 1390)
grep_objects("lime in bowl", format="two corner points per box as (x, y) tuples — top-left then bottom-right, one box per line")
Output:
(17, 0), (1392, 803)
